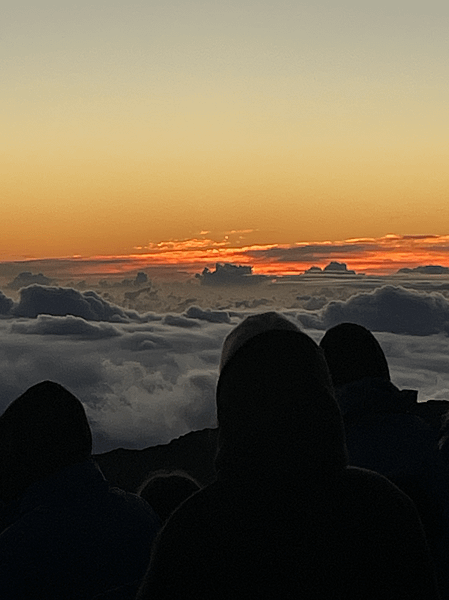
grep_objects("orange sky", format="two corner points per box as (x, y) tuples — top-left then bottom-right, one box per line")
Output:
(2, 3), (449, 275)
(2, 233), (449, 280)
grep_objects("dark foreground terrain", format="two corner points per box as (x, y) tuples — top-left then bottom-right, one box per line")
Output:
(95, 400), (449, 493)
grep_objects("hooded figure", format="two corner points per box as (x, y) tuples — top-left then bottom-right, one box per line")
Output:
(138, 314), (438, 599)
(320, 322), (449, 599)
(0, 381), (160, 600)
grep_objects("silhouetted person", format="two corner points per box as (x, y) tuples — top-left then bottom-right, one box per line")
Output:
(320, 322), (449, 599)
(0, 381), (161, 600)
(138, 313), (438, 599)
(138, 471), (201, 523)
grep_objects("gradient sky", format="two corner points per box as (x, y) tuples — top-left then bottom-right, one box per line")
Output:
(2, 1), (449, 274)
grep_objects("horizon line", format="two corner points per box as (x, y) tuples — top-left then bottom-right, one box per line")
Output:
(1, 233), (449, 279)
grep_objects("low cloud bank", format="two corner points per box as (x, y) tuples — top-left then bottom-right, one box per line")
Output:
(11, 315), (122, 339)
(1, 285), (234, 328)
(12, 285), (142, 322)
(0, 312), (229, 453)
(297, 285), (449, 336)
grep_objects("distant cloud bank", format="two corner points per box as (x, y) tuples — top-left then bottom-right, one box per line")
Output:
(398, 265), (449, 275)
(1, 282), (449, 337)
(12, 285), (141, 322)
(2, 233), (449, 280)
(195, 263), (270, 286)
(303, 262), (356, 275)
(297, 285), (449, 336)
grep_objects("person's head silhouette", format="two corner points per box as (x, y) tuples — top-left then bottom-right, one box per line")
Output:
(320, 322), (390, 388)
(216, 313), (347, 481)
(219, 311), (300, 372)
(0, 380), (92, 503)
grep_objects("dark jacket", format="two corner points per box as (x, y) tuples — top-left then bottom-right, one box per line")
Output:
(336, 378), (445, 484)
(138, 330), (438, 599)
(337, 377), (449, 599)
(0, 460), (161, 600)
(140, 468), (437, 600)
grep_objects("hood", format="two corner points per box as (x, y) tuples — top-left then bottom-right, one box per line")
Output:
(216, 329), (348, 483)
(320, 323), (390, 388)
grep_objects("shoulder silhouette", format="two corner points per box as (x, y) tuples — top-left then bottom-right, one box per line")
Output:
(321, 322), (449, 599)
(0, 380), (161, 600)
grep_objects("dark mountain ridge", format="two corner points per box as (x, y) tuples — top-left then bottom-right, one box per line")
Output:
(94, 428), (219, 492)
(94, 399), (449, 493)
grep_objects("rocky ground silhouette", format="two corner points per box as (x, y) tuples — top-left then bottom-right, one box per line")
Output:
(94, 400), (449, 493)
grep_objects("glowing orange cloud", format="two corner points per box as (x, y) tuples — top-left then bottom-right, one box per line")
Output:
(2, 234), (449, 280)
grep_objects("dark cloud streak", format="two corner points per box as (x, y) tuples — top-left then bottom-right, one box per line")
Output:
(248, 244), (367, 262)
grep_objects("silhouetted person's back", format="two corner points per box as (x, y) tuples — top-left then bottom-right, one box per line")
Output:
(320, 322), (449, 599)
(138, 314), (438, 600)
(0, 381), (160, 600)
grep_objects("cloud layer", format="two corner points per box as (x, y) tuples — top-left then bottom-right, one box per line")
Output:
(12, 285), (141, 322)
(297, 285), (449, 336)
(0, 285), (235, 452)
(1, 281), (449, 454)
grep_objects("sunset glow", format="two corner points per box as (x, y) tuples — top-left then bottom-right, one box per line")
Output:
(2, 2), (449, 278)
(2, 234), (449, 280)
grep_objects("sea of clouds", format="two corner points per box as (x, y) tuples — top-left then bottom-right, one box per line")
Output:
(1, 273), (449, 453)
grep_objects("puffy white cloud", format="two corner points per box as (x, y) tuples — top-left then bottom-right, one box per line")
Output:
(81, 361), (218, 450)
(11, 314), (121, 339)
(297, 285), (449, 336)
(0, 313), (232, 453)
(12, 285), (142, 322)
